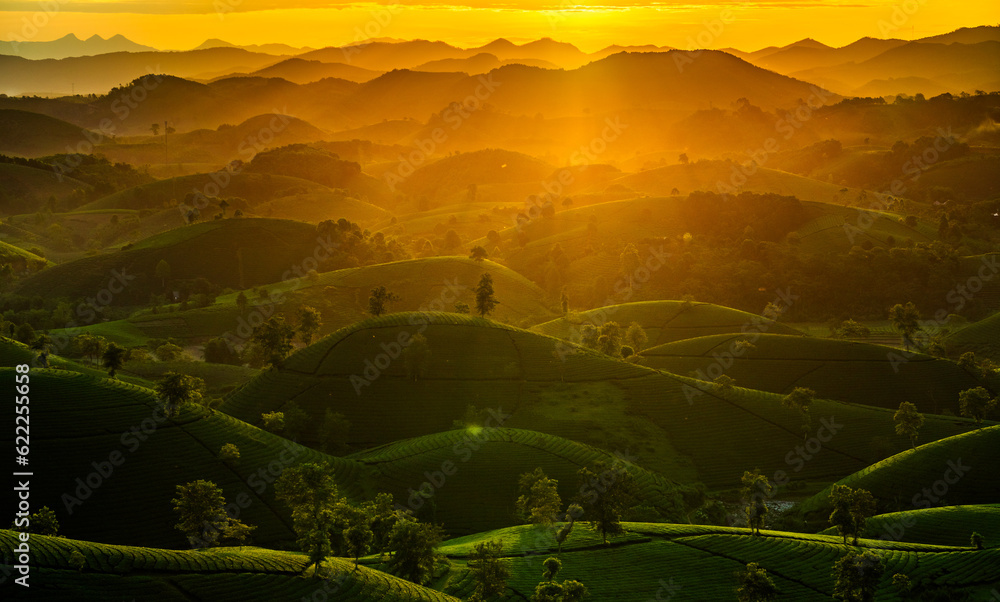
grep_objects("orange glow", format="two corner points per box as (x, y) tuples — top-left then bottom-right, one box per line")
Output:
(1, 2), (997, 52)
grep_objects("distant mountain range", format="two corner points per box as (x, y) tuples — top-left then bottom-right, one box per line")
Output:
(0, 33), (156, 60)
(0, 26), (996, 97)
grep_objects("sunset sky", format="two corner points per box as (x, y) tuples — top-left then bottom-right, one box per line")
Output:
(1, 1), (997, 52)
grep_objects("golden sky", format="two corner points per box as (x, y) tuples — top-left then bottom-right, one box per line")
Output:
(1, 1), (997, 52)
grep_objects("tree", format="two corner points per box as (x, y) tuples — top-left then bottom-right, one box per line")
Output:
(740, 469), (770, 535)
(470, 246), (488, 261)
(235, 291), (248, 315)
(679, 153), (689, 164)
(542, 556), (561, 581)
(250, 316), (295, 368)
(829, 484), (877, 545)
(555, 504), (582, 553)
(596, 321), (622, 356)
(365, 492), (408, 553)
(172, 480), (255, 548)
(297, 306), (322, 345)
(219, 443), (240, 463)
(261, 411), (285, 433)
(736, 562), (779, 602)
(403, 333), (431, 380)
(15, 323), (34, 345)
(155, 372), (205, 417)
(624, 322), (647, 352)
(971, 531), (985, 549)
(69, 549), (86, 572)
(155, 259), (171, 290)
(714, 374), (736, 392)
(888, 302), (921, 351)
(619, 243), (640, 291)
(155, 342), (186, 362)
(11, 505), (60, 536)
(150, 123), (160, 136)
(344, 523), (373, 570)
(468, 540), (511, 601)
(575, 461), (637, 544)
(532, 577), (588, 602)
(454, 302), (470, 314)
(560, 288), (569, 315)
(275, 463), (342, 576)
(102, 342), (128, 378)
(204, 337), (240, 364)
(475, 273), (498, 318)
(782, 387), (815, 439)
(893, 401), (924, 448)
(368, 286), (400, 317)
(77, 333), (107, 364)
(282, 402), (310, 440)
(516, 468), (562, 526)
(319, 409), (351, 454)
(832, 550), (885, 602)
(388, 519), (444, 585)
(958, 386), (996, 425)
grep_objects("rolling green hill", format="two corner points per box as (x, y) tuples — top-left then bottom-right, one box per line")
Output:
(396, 149), (555, 200)
(0, 368), (367, 549)
(12, 218), (324, 304)
(533, 300), (803, 348)
(947, 311), (1000, 359)
(0, 109), (95, 158)
(610, 160), (861, 205)
(222, 314), (977, 489)
(432, 522), (998, 600)
(68, 256), (555, 345)
(346, 427), (687, 535)
(799, 426), (1000, 521)
(0, 531), (459, 601)
(820, 505), (1000, 548)
(0, 162), (88, 215)
(640, 332), (982, 414)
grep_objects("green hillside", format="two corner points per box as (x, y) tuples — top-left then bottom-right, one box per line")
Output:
(0, 531), (458, 601)
(0, 368), (367, 549)
(0, 109), (94, 158)
(77, 172), (333, 212)
(116, 256), (556, 344)
(799, 426), (1000, 520)
(346, 427), (687, 535)
(12, 218), (323, 304)
(432, 523), (999, 600)
(948, 311), (1000, 359)
(222, 314), (976, 489)
(533, 300), (803, 347)
(820, 505), (1000, 548)
(610, 160), (862, 205)
(0, 162), (88, 215)
(640, 332), (982, 414)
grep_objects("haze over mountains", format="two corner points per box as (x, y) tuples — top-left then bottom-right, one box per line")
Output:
(1, 14), (1000, 600)
(1, 26), (997, 97)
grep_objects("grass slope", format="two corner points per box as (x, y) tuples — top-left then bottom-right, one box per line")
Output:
(221, 314), (976, 489)
(800, 426), (1000, 520)
(13, 218), (322, 303)
(948, 311), (1000, 359)
(0, 368), (368, 549)
(432, 523), (998, 601)
(533, 300), (803, 347)
(118, 256), (556, 343)
(640, 332), (982, 414)
(0, 531), (458, 601)
(820, 505), (1000, 548)
(346, 427), (686, 535)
